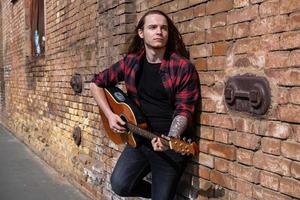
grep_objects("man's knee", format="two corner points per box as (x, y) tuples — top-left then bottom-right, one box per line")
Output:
(110, 173), (131, 196)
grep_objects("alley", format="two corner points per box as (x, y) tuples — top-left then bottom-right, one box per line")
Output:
(0, 124), (90, 200)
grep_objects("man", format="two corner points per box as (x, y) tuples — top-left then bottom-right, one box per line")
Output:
(90, 10), (199, 200)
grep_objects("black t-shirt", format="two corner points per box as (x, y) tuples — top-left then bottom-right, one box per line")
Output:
(137, 58), (174, 135)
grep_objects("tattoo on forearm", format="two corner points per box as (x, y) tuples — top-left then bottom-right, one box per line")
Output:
(168, 115), (188, 138)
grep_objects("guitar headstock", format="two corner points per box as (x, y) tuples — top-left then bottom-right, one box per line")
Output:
(168, 138), (199, 156)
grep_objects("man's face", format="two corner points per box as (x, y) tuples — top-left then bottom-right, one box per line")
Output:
(138, 14), (169, 50)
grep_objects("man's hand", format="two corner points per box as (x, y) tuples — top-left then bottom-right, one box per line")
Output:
(151, 135), (169, 151)
(108, 113), (126, 133)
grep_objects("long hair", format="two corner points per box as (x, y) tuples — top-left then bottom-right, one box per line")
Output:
(127, 10), (189, 59)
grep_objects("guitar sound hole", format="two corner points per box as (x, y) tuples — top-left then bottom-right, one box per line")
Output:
(120, 114), (130, 134)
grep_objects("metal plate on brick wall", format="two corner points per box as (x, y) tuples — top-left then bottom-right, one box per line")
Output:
(73, 126), (81, 146)
(70, 73), (82, 95)
(224, 74), (271, 115)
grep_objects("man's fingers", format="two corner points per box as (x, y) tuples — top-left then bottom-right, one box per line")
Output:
(161, 134), (170, 140)
(151, 137), (168, 151)
(116, 116), (126, 125)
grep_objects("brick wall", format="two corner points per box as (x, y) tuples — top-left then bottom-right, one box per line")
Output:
(1, 0), (300, 199)
(0, 1), (3, 110)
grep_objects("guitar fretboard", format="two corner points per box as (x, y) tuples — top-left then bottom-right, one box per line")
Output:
(126, 123), (169, 147)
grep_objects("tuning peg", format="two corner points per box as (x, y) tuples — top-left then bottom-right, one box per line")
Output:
(183, 137), (186, 141)
(187, 139), (192, 143)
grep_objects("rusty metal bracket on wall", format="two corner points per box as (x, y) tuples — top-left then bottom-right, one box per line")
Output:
(73, 126), (81, 146)
(70, 73), (83, 95)
(224, 74), (271, 115)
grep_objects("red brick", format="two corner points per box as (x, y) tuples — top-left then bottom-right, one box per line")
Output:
(195, 31), (206, 44)
(198, 72), (215, 86)
(281, 141), (300, 161)
(227, 5), (258, 24)
(208, 143), (236, 160)
(277, 88), (290, 105)
(207, 56), (227, 70)
(253, 185), (293, 200)
(193, 4), (206, 17)
(199, 139), (211, 153)
(236, 179), (253, 198)
(253, 151), (291, 176)
(206, 26), (233, 42)
(280, 31), (300, 49)
(289, 12), (300, 31)
(177, 21), (194, 33)
(200, 99), (216, 113)
(233, 37), (260, 54)
(280, 0), (300, 14)
(215, 158), (230, 173)
(260, 34), (280, 51)
(259, 0), (280, 18)
(234, 118), (255, 133)
(280, 177), (300, 199)
(231, 131), (261, 150)
(190, 44), (212, 58)
(229, 163), (260, 183)
(199, 113), (234, 130)
(260, 171), (280, 191)
(211, 13), (227, 27)
(212, 41), (231, 56)
(201, 85), (223, 99)
(287, 50), (300, 67)
(292, 125), (300, 143)
(177, 0), (189, 9)
(265, 51), (289, 69)
(194, 58), (207, 71)
(159, 2), (178, 13)
(173, 9), (194, 23)
(199, 152), (214, 168)
(200, 126), (214, 140)
(261, 137), (281, 156)
(227, 191), (239, 199)
(250, 15), (288, 36)
(214, 128), (230, 144)
(210, 170), (236, 190)
(289, 88), (300, 105)
(237, 148), (253, 165)
(206, 0), (233, 15)
(199, 165), (211, 180)
(233, 0), (249, 8)
(291, 161), (300, 179)
(277, 105), (300, 123)
(266, 69), (300, 87)
(182, 33), (194, 46)
(265, 122), (291, 139)
(190, 17), (211, 31)
(233, 22), (250, 38)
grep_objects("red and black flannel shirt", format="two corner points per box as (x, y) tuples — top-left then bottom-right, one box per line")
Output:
(92, 49), (200, 126)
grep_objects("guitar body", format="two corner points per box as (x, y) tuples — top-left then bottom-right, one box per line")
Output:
(100, 87), (147, 148)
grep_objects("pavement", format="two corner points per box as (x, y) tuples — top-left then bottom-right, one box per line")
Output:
(0, 124), (91, 200)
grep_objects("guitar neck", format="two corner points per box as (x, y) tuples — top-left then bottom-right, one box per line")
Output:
(126, 123), (169, 147)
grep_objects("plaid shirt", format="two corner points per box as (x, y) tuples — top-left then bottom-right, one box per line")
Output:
(92, 50), (199, 126)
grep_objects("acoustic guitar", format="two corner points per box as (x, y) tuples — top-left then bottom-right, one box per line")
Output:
(99, 86), (199, 156)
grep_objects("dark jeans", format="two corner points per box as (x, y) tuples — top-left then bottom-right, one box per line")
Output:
(110, 144), (187, 200)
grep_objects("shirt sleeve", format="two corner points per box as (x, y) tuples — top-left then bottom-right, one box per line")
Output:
(91, 56), (127, 87)
(173, 62), (200, 127)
